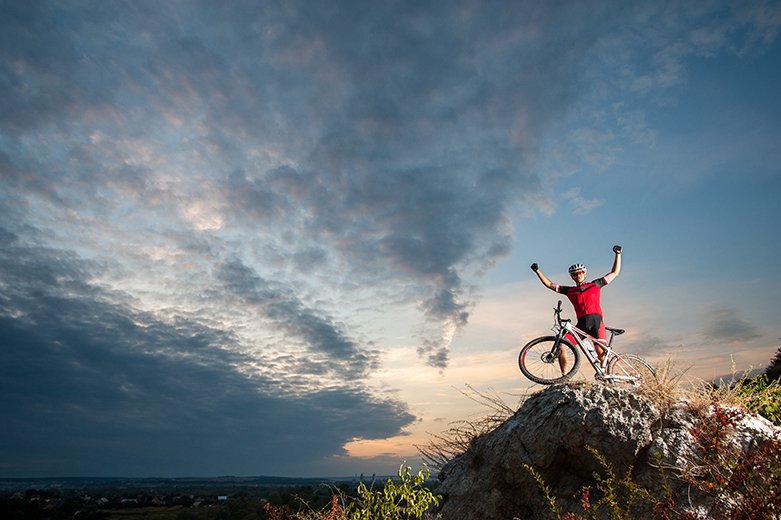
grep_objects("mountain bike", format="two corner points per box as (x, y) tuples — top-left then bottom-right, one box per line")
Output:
(518, 300), (655, 385)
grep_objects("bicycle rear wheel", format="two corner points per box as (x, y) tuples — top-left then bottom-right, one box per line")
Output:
(606, 353), (655, 385)
(519, 336), (580, 384)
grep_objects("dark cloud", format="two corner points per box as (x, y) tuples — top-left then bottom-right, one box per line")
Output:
(417, 339), (450, 370)
(625, 335), (683, 357)
(0, 231), (413, 476)
(701, 305), (762, 344)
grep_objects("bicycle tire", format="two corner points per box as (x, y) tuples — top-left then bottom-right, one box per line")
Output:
(519, 336), (580, 385)
(606, 353), (656, 385)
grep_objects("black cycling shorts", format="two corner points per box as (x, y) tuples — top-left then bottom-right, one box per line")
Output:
(576, 313), (604, 340)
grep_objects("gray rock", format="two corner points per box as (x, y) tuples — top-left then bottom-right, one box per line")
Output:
(435, 383), (778, 520)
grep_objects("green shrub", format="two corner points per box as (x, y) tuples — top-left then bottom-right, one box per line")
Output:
(263, 465), (440, 520)
(346, 465), (441, 520)
(734, 374), (781, 426)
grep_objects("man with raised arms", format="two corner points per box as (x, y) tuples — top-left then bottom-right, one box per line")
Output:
(530, 245), (622, 372)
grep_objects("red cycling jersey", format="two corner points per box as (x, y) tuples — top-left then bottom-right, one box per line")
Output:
(556, 277), (608, 318)
(556, 277), (609, 341)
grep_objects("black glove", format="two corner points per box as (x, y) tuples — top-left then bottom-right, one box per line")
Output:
(530, 263), (539, 272)
(613, 245), (622, 254)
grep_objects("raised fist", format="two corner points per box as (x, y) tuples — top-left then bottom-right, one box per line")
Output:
(530, 263), (539, 272)
(613, 245), (622, 254)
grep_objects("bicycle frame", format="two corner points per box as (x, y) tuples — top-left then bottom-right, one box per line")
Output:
(551, 301), (637, 383)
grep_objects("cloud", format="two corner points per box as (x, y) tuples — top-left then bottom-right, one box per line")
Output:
(701, 305), (762, 344)
(0, 230), (413, 476)
(215, 258), (381, 379)
(624, 334), (684, 358)
(563, 188), (604, 215)
(3, 1), (555, 367)
(606, 3), (761, 93)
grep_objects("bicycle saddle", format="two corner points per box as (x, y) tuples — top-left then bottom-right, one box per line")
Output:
(606, 327), (625, 335)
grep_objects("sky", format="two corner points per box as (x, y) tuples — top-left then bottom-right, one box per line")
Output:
(1, 0), (780, 479)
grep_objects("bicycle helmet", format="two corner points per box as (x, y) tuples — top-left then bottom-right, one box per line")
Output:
(568, 263), (586, 274)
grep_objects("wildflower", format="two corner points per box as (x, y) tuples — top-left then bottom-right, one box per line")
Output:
(580, 487), (591, 511)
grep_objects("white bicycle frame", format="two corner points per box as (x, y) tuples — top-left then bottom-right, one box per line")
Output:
(554, 316), (639, 384)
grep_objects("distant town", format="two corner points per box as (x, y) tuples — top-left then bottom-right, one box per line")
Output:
(0, 475), (394, 519)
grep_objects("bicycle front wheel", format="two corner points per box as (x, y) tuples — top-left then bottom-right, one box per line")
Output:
(606, 353), (656, 385)
(519, 336), (580, 385)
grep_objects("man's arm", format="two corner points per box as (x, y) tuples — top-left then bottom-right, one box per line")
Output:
(603, 245), (622, 284)
(531, 263), (558, 291)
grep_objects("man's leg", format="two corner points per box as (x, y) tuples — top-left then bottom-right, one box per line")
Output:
(559, 333), (575, 374)
(558, 350), (569, 374)
(595, 321), (607, 363)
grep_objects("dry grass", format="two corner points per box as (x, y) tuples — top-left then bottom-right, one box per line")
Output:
(631, 357), (697, 412)
(415, 384), (528, 472)
(626, 356), (780, 427)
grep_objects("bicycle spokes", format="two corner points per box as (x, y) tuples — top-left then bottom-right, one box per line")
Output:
(519, 336), (580, 385)
(606, 354), (656, 385)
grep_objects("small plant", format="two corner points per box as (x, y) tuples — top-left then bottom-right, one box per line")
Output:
(346, 465), (441, 520)
(258, 465), (442, 520)
(522, 463), (566, 520)
(583, 446), (653, 520)
(732, 374), (781, 426)
(524, 446), (667, 520)
(262, 467), (440, 519)
(684, 402), (781, 519)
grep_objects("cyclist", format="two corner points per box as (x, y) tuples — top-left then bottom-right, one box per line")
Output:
(530, 245), (622, 372)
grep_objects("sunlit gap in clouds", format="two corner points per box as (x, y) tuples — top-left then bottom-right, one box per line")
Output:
(181, 199), (225, 232)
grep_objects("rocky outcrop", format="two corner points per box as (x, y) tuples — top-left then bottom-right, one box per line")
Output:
(435, 384), (778, 520)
